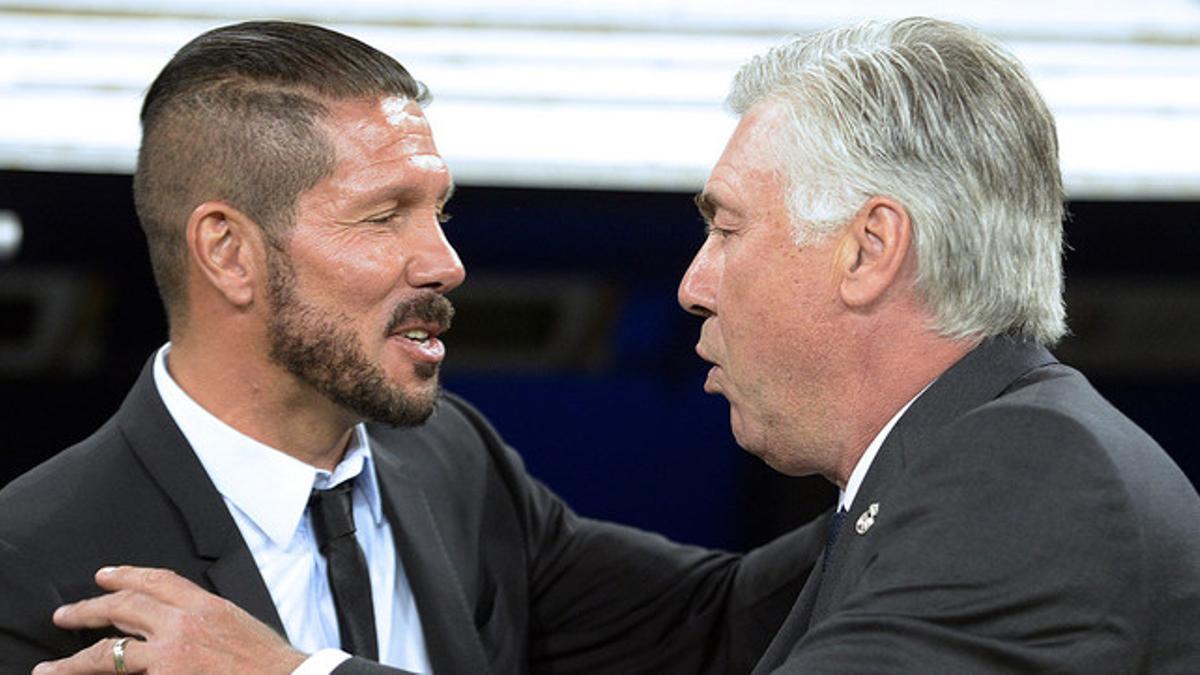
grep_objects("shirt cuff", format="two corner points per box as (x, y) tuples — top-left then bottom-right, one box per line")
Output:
(291, 649), (353, 675)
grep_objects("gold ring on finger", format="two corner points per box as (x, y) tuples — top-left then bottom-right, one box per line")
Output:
(112, 636), (132, 675)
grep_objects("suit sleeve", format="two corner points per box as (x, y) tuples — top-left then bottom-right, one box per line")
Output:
(768, 404), (1150, 674)
(443, 394), (825, 674)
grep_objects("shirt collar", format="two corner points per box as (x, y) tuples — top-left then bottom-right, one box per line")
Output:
(839, 381), (932, 512)
(152, 344), (384, 546)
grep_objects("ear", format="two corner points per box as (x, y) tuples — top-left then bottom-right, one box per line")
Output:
(185, 201), (267, 309)
(834, 196), (913, 308)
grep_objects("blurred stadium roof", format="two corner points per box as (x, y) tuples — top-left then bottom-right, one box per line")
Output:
(2, 0), (1199, 198)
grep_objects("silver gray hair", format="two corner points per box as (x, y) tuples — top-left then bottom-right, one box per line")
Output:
(728, 17), (1066, 344)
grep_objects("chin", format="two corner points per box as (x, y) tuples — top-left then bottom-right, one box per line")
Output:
(413, 360), (440, 381)
(735, 428), (815, 478)
(384, 362), (438, 392)
(759, 452), (815, 478)
(413, 383), (441, 411)
(392, 380), (439, 412)
(729, 408), (764, 454)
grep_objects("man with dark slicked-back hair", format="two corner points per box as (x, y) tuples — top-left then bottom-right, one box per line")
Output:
(0, 20), (822, 675)
(133, 21), (431, 333)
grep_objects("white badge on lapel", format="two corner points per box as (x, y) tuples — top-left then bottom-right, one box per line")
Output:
(855, 502), (879, 535)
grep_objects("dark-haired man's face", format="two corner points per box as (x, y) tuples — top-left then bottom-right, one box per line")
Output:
(265, 96), (464, 426)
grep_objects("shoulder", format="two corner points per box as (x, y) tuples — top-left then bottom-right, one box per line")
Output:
(0, 410), (160, 611)
(882, 359), (1199, 591)
(928, 362), (1190, 504)
(1, 357), (171, 541)
(0, 414), (135, 543)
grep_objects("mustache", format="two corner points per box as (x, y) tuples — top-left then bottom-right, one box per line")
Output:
(387, 292), (455, 335)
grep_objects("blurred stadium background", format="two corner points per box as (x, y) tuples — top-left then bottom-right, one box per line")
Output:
(3, 0), (1198, 549)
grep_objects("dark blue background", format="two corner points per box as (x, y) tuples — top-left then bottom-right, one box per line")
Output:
(1, 171), (1195, 549)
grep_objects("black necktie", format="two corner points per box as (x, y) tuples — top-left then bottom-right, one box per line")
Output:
(822, 507), (849, 570)
(309, 481), (379, 659)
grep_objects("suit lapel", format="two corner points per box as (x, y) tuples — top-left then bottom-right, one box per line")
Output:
(372, 435), (491, 674)
(808, 442), (903, 624)
(755, 337), (1059, 670)
(116, 357), (286, 635)
(751, 508), (835, 674)
(203, 546), (286, 634)
(809, 337), (1057, 625)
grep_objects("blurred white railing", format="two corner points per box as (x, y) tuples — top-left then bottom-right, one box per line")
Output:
(3, 0), (1199, 197)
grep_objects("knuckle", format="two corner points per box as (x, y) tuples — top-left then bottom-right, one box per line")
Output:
(143, 567), (169, 582)
(110, 588), (134, 609)
(142, 567), (175, 587)
(89, 638), (113, 661)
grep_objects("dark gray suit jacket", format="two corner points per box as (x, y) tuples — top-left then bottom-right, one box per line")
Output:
(754, 337), (1200, 673)
(0, 358), (822, 674)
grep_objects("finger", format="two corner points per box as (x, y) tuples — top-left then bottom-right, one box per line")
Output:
(93, 565), (202, 604)
(52, 589), (164, 635)
(33, 636), (146, 675)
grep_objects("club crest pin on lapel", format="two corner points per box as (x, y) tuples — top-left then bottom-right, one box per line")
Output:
(855, 502), (879, 535)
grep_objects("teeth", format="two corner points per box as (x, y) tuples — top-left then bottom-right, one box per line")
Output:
(401, 329), (430, 341)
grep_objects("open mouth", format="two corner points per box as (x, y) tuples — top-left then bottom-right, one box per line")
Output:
(387, 324), (447, 364)
(385, 292), (455, 361)
(398, 328), (436, 345)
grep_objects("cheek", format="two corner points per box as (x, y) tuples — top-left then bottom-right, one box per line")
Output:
(299, 239), (407, 299)
(718, 263), (774, 334)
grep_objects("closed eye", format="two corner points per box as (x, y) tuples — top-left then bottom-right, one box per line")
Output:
(363, 212), (400, 225)
(362, 209), (451, 226)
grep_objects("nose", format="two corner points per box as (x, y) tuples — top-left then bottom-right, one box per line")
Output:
(407, 220), (466, 293)
(678, 239), (718, 318)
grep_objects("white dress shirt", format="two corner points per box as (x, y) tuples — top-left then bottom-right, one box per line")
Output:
(839, 383), (932, 512)
(152, 344), (431, 674)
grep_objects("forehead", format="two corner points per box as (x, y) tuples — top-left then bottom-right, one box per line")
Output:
(702, 101), (789, 211)
(314, 96), (451, 196)
(324, 95), (437, 149)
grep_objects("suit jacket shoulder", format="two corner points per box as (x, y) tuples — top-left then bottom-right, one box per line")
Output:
(0, 358), (279, 671)
(758, 337), (1200, 673)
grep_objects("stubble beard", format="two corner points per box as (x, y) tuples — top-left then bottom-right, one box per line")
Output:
(264, 247), (452, 427)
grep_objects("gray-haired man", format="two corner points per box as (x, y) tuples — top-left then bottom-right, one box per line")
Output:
(679, 16), (1200, 672)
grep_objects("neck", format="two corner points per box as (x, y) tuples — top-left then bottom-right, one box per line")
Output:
(828, 327), (978, 488)
(167, 335), (358, 472)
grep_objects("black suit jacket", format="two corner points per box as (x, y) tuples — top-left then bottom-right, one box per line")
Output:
(0, 358), (822, 674)
(753, 337), (1200, 673)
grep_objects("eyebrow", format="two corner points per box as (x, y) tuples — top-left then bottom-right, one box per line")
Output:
(354, 181), (455, 213)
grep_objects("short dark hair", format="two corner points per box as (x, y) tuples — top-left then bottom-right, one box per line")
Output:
(133, 20), (429, 329)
